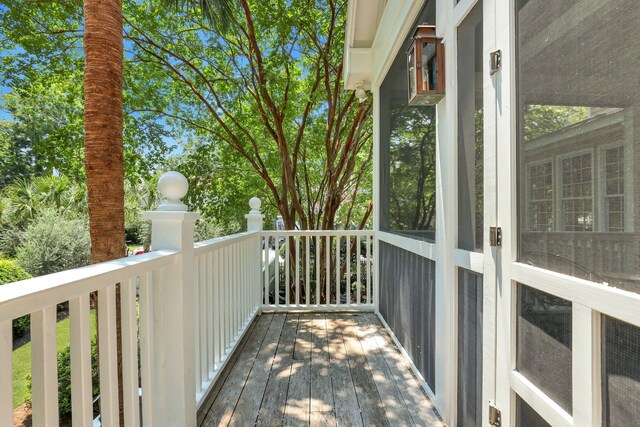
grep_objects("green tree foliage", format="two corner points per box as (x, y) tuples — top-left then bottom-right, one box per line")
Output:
(0, 76), (85, 185)
(0, 0), (373, 232)
(523, 105), (589, 141)
(0, 1), (173, 188)
(388, 106), (436, 231)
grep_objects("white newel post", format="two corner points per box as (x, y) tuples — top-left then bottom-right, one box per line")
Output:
(245, 197), (264, 231)
(246, 198), (264, 311)
(143, 171), (199, 426)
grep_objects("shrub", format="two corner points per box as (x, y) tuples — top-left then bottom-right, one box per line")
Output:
(56, 340), (100, 416)
(28, 340), (100, 417)
(0, 258), (30, 284)
(15, 209), (90, 277)
(0, 259), (31, 338)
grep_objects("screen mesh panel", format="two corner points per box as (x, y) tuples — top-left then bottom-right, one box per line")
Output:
(515, 0), (640, 294)
(379, 2), (437, 242)
(379, 242), (436, 388)
(457, 269), (483, 426)
(457, 0), (483, 252)
(602, 316), (640, 426)
(516, 395), (551, 427)
(517, 283), (572, 413)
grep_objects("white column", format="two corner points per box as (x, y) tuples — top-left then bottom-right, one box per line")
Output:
(143, 171), (200, 426)
(245, 197), (264, 232)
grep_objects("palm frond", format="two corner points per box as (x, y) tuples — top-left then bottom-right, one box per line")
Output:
(162, 0), (235, 32)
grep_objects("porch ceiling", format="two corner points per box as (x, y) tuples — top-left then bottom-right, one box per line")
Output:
(343, 0), (387, 90)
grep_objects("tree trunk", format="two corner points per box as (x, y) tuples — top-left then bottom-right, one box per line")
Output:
(84, 0), (124, 260)
(84, 0), (125, 424)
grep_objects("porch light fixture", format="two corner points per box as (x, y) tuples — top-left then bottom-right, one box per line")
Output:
(355, 81), (368, 103)
(407, 24), (445, 105)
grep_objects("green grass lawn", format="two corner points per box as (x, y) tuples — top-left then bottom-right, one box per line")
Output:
(12, 310), (97, 408)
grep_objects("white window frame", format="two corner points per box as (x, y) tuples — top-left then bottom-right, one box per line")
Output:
(556, 148), (595, 232)
(598, 143), (626, 232)
(525, 158), (554, 232)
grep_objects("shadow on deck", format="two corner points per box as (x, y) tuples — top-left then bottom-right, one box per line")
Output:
(197, 313), (443, 426)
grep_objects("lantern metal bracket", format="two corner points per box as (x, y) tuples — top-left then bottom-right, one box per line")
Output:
(490, 50), (502, 75)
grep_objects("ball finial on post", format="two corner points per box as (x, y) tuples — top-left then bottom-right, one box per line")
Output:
(249, 197), (262, 214)
(158, 171), (189, 211)
(246, 196), (264, 231)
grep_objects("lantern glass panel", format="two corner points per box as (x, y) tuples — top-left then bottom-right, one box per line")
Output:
(422, 41), (438, 91)
(408, 48), (416, 98)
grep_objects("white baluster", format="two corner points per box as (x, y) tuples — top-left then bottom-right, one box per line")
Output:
(70, 294), (93, 426)
(139, 271), (156, 427)
(98, 284), (119, 427)
(31, 305), (58, 427)
(306, 235), (311, 306)
(0, 320), (12, 427)
(356, 235), (362, 305)
(121, 279), (141, 427)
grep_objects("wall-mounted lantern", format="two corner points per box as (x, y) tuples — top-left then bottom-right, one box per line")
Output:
(407, 24), (445, 105)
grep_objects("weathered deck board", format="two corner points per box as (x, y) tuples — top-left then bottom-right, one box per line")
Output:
(200, 313), (443, 427)
(326, 314), (364, 427)
(201, 314), (272, 427)
(353, 314), (415, 426)
(360, 313), (442, 427)
(283, 315), (312, 426)
(309, 314), (334, 425)
(228, 314), (286, 426)
(338, 314), (390, 427)
(255, 314), (298, 427)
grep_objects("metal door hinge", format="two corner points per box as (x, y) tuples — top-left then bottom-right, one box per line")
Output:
(489, 401), (502, 426)
(489, 226), (502, 247)
(490, 50), (502, 75)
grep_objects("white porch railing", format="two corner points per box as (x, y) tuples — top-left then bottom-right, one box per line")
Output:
(0, 172), (375, 426)
(0, 250), (178, 427)
(261, 230), (375, 310)
(192, 232), (262, 405)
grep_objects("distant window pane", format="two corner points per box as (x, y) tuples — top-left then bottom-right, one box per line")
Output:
(457, 0), (483, 252)
(517, 284), (572, 413)
(604, 147), (625, 232)
(380, 2), (437, 241)
(561, 153), (593, 231)
(516, 0), (640, 293)
(602, 316), (640, 426)
(528, 162), (553, 231)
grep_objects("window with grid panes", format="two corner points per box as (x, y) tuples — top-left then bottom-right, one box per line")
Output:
(604, 146), (625, 232)
(528, 162), (553, 231)
(561, 153), (593, 232)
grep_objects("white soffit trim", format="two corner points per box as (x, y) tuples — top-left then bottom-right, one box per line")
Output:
(343, 0), (387, 90)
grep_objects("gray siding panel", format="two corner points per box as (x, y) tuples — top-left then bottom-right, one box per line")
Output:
(379, 242), (436, 390)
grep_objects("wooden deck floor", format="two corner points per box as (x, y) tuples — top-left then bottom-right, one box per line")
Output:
(199, 313), (443, 427)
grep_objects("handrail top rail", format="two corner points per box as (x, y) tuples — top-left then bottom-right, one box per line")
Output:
(194, 231), (259, 254)
(0, 249), (178, 321)
(261, 229), (374, 237)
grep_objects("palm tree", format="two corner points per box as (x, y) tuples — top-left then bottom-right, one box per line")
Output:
(83, 0), (125, 265)
(82, 0), (232, 422)
(163, 0), (234, 31)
